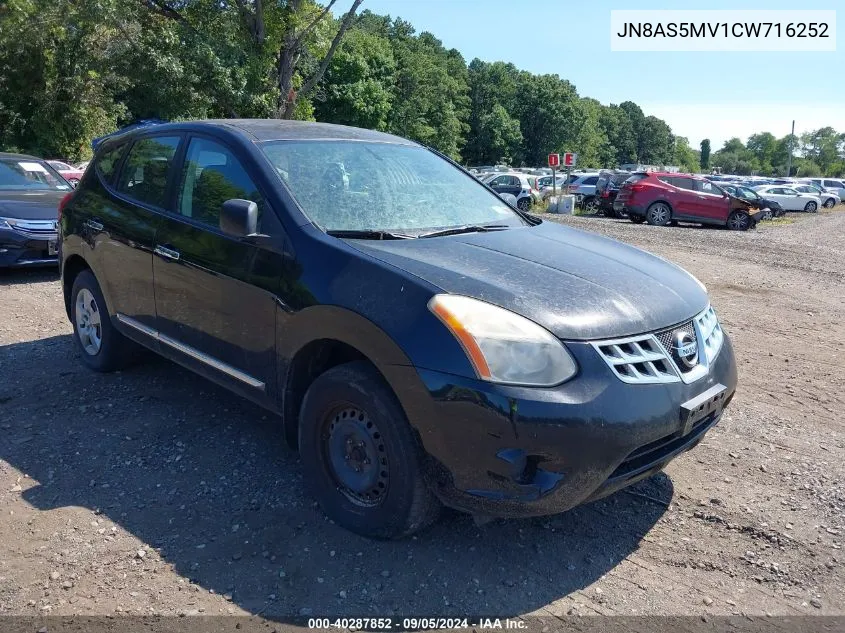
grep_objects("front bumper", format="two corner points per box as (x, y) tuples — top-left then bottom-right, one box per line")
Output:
(405, 335), (737, 518)
(0, 230), (58, 267)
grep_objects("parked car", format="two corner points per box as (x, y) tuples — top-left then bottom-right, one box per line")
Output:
(536, 174), (569, 200)
(595, 170), (632, 217)
(615, 172), (766, 230)
(802, 178), (845, 201)
(752, 185), (821, 212)
(47, 160), (85, 187)
(717, 183), (784, 219)
(59, 119), (737, 538)
(0, 152), (71, 267)
(565, 172), (601, 212)
(483, 172), (539, 210)
(789, 183), (839, 208)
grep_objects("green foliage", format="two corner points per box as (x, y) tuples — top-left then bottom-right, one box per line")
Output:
(0, 0), (842, 177)
(700, 139), (711, 170)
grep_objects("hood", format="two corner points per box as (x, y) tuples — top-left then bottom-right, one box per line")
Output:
(0, 190), (66, 220)
(348, 221), (709, 340)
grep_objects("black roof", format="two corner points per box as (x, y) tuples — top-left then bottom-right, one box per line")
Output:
(0, 152), (41, 161)
(104, 119), (417, 146)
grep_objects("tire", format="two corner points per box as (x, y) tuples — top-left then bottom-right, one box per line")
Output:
(298, 361), (441, 539)
(582, 196), (598, 213)
(761, 209), (773, 221)
(646, 202), (672, 226)
(70, 269), (137, 372)
(823, 198), (835, 209)
(727, 210), (751, 231)
(804, 201), (818, 213)
(629, 214), (646, 224)
(517, 197), (531, 211)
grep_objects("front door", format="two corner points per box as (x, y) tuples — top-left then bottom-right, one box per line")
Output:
(152, 135), (277, 398)
(488, 174), (521, 198)
(691, 179), (731, 222)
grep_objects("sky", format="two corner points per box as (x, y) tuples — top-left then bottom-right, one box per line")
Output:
(336, 0), (842, 150)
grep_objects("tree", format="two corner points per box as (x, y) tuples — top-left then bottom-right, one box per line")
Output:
(514, 73), (580, 166)
(476, 104), (522, 164)
(746, 132), (777, 174)
(599, 104), (637, 166)
(801, 127), (841, 174)
(640, 116), (673, 164)
(700, 139), (711, 170)
(314, 28), (395, 130)
(672, 137), (700, 173)
(619, 101), (646, 161)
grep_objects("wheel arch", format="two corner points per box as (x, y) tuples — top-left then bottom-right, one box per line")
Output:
(277, 306), (422, 449)
(62, 254), (91, 321)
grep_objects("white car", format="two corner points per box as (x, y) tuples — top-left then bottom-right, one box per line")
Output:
(804, 178), (845, 200)
(752, 185), (821, 212)
(483, 172), (540, 210)
(790, 183), (840, 208)
(565, 172), (601, 212)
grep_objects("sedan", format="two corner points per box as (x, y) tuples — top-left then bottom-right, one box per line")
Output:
(790, 183), (839, 208)
(752, 186), (821, 212)
(47, 160), (85, 187)
(0, 153), (71, 267)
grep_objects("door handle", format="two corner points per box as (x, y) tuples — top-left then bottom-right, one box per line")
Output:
(85, 219), (104, 232)
(154, 245), (180, 262)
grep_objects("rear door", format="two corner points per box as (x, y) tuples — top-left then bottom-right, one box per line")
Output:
(95, 135), (181, 335)
(152, 134), (277, 398)
(488, 175), (521, 198)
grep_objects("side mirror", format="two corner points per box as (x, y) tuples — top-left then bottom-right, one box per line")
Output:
(220, 199), (258, 237)
(499, 192), (518, 207)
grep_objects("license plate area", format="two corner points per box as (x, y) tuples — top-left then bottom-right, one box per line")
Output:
(680, 383), (727, 436)
(48, 241), (57, 256)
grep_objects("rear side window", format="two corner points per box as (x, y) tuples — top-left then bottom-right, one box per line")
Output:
(694, 180), (721, 194)
(582, 176), (599, 186)
(624, 174), (648, 185)
(95, 143), (126, 183)
(178, 137), (262, 227)
(825, 180), (844, 188)
(116, 136), (181, 208)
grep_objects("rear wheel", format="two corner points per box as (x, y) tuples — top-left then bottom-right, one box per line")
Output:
(823, 198), (835, 208)
(804, 201), (818, 213)
(582, 196), (598, 213)
(517, 197), (531, 211)
(727, 210), (751, 231)
(646, 202), (672, 226)
(298, 361), (440, 539)
(71, 270), (138, 372)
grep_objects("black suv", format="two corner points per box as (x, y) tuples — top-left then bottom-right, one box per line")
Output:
(60, 120), (737, 538)
(595, 170), (632, 218)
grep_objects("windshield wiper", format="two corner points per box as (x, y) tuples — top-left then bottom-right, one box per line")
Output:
(419, 224), (510, 239)
(326, 229), (416, 240)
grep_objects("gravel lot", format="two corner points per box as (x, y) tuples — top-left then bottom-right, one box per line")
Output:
(0, 209), (843, 625)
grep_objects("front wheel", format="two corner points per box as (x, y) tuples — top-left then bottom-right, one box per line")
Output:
(823, 198), (835, 208)
(298, 361), (441, 539)
(727, 210), (751, 231)
(804, 201), (818, 213)
(582, 196), (598, 214)
(646, 202), (672, 226)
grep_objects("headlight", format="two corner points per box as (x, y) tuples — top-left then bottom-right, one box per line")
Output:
(0, 217), (12, 230)
(428, 294), (578, 386)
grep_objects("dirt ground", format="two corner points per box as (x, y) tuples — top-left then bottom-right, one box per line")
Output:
(0, 208), (843, 627)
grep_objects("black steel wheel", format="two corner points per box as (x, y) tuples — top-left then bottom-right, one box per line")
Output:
(298, 361), (440, 538)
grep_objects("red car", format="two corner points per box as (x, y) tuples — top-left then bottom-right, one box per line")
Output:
(47, 160), (85, 187)
(614, 172), (765, 230)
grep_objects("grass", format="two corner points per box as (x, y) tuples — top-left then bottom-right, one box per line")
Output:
(758, 217), (796, 227)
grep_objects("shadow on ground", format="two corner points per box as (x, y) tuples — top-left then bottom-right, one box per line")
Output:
(1, 334), (672, 620)
(0, 266), (60, 286)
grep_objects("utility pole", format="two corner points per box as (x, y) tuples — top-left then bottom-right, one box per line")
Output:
(785, 120), (795, 177)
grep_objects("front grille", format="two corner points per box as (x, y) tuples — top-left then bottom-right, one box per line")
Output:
(654, 320), (696, 358)
(593, 335), (680, 385)
(8, 220), (57, 240)
(591, 305), (725, 386)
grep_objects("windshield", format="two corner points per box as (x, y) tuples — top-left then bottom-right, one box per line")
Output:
(259, 141), (526, 233)
(0, 158), (71, 191)
(737, 186), (759, 200)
